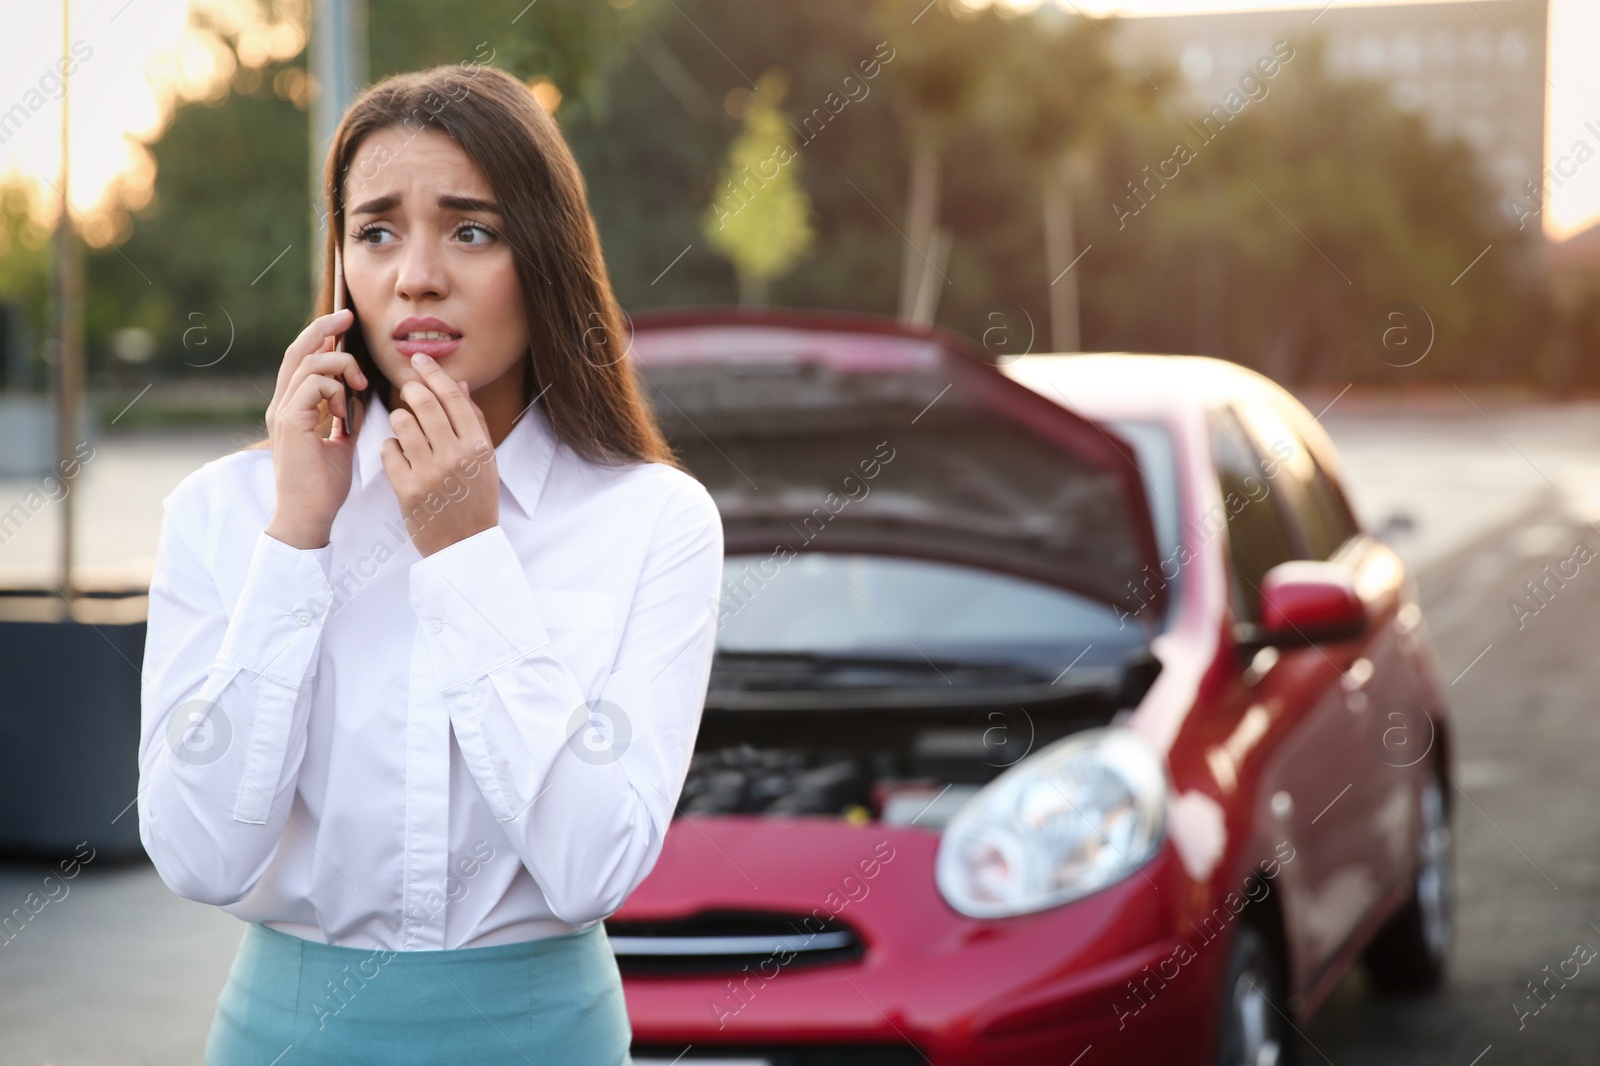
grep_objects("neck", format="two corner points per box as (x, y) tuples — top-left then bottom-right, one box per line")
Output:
(472, 358), (530, 448)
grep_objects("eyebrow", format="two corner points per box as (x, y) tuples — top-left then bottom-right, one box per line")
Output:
(349, 193), (502, 216)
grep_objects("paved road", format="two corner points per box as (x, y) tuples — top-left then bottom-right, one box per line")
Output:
(5, 402), (1600, 1063)
(0, 427), (246, 589)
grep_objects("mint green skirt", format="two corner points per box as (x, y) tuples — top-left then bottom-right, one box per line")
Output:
(205, 922), (633, 1065)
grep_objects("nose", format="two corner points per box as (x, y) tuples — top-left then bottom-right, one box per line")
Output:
(394, 230), (449, 302)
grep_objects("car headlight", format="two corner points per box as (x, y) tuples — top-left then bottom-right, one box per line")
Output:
(936, 727), (1167, 918)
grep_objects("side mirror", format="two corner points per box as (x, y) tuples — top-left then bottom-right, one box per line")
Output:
(1255, 560), (1367, 645)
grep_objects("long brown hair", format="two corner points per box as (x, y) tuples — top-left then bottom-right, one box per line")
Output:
(244, 63), (674, 467)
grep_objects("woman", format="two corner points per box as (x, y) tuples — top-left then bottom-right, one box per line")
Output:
(137, 63), (723, 1064)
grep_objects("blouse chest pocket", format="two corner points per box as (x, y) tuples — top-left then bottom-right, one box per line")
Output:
(530, 589), (617, 700)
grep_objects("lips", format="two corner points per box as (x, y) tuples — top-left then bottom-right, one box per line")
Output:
(393, 316), (463, 359)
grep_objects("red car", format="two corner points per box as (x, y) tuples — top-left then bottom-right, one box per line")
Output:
(614, 309), (1454, 1066)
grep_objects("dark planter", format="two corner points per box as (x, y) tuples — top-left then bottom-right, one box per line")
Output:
(0, 589), (147, 859)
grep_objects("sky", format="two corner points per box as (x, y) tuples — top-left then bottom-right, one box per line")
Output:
(1, 0), (1595, 246)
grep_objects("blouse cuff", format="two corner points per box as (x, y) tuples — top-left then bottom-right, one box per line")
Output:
(408, 525), (551, 691)
(215, 530), (337, 684)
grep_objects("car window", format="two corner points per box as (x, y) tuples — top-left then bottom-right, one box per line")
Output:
(1299, 451), (1363, 557)
(1235, 404), (1362, 560)
(1211, 407), (1298, 624)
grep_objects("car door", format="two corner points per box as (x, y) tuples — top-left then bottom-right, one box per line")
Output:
(1211, 404), (1383, 986)
(1237, 402), (1415, 904)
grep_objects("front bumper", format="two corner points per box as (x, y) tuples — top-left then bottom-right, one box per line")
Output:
(617, 819), (1226, 1065)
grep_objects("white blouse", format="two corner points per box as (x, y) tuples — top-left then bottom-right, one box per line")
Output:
(137, 390), (723, 950)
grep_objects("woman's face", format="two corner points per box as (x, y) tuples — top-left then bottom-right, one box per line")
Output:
(341, 125), (528, 420)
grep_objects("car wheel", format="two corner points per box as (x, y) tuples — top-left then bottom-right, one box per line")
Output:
(1216, 925), (1290, 1066)
(1362, 759), (1453, 994)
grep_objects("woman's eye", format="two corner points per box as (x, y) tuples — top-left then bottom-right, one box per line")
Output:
(456, 223), (496, 244)
(353, 225), (391, 245)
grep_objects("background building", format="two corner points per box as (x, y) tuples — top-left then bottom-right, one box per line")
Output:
(1116, 0), (1549, 222)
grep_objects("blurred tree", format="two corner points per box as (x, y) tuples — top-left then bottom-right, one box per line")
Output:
(81, 0), (667, 381)
(986, 8), (1159, 351)
(0, 179), (53, 390)
(1078, 40), (1530, 383)
(88, 57), (310, 381)
(1565, 291), (1600, 388)
(870, 0), (1008, 324)
(73, 0), (1550, 395)
(364, 0), (664, 122)
(701, 71), (816, 308)
(563, 0), (903, 314)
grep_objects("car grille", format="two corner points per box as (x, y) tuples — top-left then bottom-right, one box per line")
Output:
(606, 910), (864, 976)
(631, 1046), (926, 1065)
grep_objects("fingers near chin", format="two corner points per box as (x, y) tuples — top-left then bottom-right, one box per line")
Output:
(392, 409), (433, 459)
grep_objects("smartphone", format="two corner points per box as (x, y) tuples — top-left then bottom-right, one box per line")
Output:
(332, 242), (356, 439)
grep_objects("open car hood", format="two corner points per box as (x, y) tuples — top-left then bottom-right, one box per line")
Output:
(629, 310), (1164, 615)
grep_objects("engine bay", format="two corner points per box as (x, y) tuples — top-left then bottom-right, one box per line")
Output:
(678, 701), (1130, 828)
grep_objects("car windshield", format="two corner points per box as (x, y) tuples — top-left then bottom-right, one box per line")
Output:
(712, 417), (1181, 681)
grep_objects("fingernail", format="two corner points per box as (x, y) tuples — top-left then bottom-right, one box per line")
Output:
(411, 352), (430, 367)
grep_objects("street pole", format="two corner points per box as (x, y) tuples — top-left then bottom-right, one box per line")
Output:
(309, 0), (369, 297)
(54, 0), (83, 601)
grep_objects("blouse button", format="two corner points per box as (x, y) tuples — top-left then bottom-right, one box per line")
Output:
(294, 610), (311, 627)
(429, 618), (443, 634)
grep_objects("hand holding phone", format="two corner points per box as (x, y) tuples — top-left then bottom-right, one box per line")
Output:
(261, 308), (364, 549)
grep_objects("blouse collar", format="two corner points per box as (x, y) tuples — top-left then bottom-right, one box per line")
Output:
(353, 386), (558, 519)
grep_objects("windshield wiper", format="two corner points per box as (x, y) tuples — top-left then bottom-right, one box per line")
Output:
(711, 650), (1053, 690)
